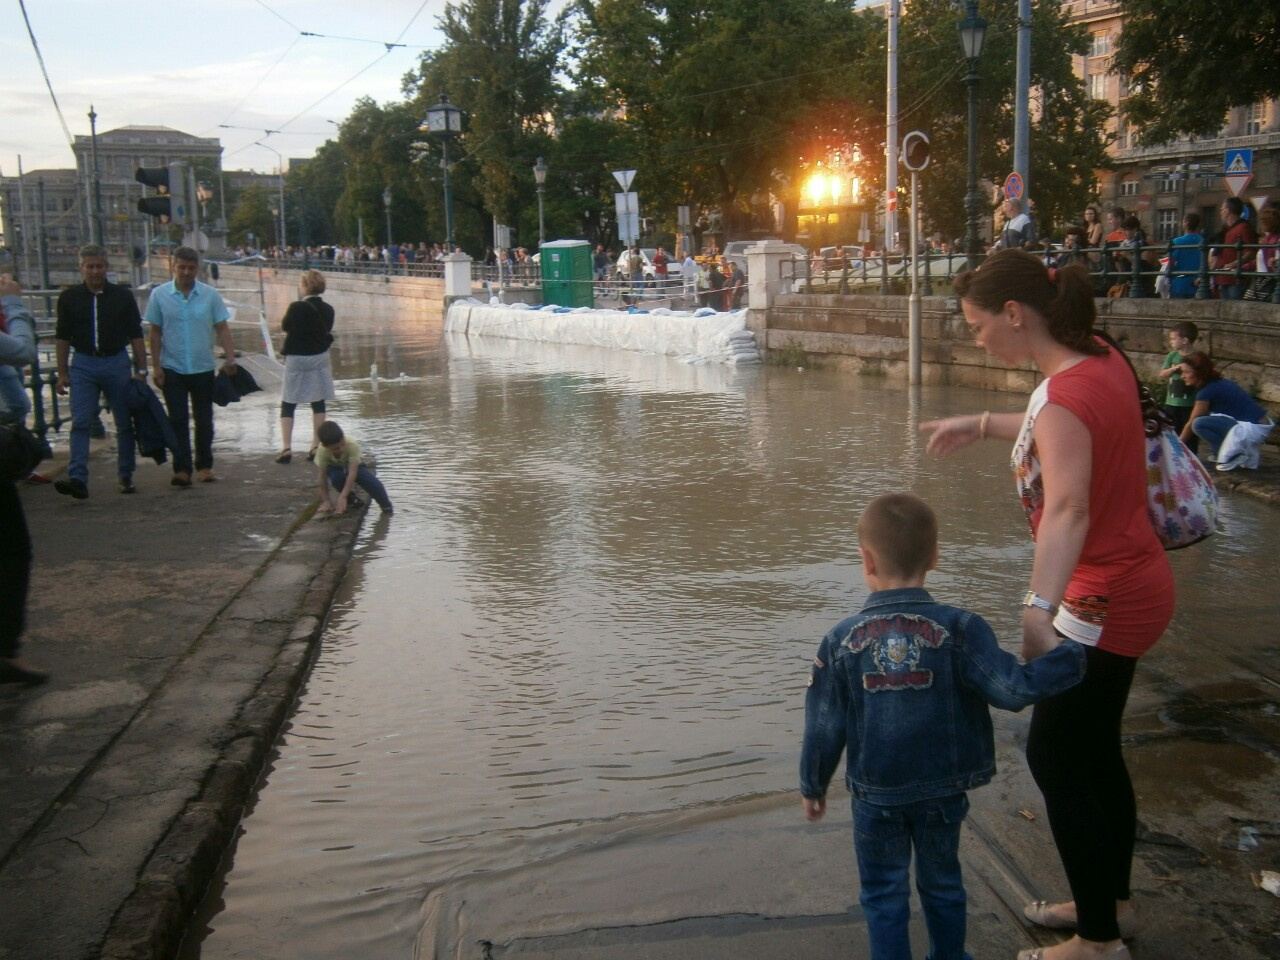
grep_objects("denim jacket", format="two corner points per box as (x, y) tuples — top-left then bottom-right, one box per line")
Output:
(800, 587), (1086, 806)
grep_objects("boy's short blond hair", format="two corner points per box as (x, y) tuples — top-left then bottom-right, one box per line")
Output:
(858, 493), (937, 580)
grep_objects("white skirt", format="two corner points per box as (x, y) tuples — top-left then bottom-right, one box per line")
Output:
(281, 351), (336, 405)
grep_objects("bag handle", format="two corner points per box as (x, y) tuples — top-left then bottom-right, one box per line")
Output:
(1092, 329), (1172, 438)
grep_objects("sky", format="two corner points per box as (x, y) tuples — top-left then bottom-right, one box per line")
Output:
(0, 0), (450, 176)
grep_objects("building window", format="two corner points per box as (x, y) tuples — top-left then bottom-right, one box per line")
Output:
(1156, 177), (1179, 194)
(1090, 33), (1111, 58)
(1089, 73), (1108, 100)
(1245, 102), (1265, 135)
(1156, 209), (1178, 241)
(1120, 178), (1139, 197)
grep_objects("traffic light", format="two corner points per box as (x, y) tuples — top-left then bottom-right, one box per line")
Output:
(901, 131), (930, 172)
(134, 162), (188, 225)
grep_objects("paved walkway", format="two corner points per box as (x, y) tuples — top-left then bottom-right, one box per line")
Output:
(0, 404), (368, 960)
(2, 395), (1277, 960)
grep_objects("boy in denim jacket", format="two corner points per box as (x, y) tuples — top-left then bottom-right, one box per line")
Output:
(800, 493), (1085, 960)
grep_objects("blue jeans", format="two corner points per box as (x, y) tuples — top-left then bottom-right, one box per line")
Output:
(853, 793), (973, 960)
(1219, 283), (1245, 300)
(69, 351), (135, 484)
(160, 368), (215, 475)
(325, 464), (392, 512)
(1191, 413), (1238, 458)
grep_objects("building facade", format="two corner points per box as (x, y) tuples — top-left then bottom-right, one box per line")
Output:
(1064, 0), (1280, 240)
(0, 125), (224, 271)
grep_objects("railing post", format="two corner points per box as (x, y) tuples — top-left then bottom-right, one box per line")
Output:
(1128, 237), (1143, 297)
(1195, 237), (1212, 299)
(921, 248), (933, 296)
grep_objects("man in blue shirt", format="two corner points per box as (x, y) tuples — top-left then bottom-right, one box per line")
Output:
(146, 247), (237, 486)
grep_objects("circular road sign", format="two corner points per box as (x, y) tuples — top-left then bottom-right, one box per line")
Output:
(1003, 172), (1024, 201)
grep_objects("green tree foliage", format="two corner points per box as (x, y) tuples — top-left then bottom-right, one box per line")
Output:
(332, 98), (431, 248)
(1114, 3), (1280, 145)
(287, 140), (346, 246)
(406, 0), (567, 248)
(226, 182), (276, 248)
(896, 0), (1111, 245)
(575, 0), (877, 240)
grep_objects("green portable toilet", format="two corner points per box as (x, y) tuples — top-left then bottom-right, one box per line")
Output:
(539, 240), (594, 308)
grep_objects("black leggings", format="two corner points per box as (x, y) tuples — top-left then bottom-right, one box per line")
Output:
(0, 480), (32, 659)
(1026, 645), (1138, 943)
(280, 400), (326, 418)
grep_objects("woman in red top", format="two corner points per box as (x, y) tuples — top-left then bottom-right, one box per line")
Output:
(921, 250), (1174, 960)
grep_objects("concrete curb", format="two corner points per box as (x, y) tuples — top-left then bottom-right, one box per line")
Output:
(99, 511), (364, 960)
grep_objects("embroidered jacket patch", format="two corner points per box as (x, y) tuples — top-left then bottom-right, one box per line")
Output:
(851, 614), (948, 692)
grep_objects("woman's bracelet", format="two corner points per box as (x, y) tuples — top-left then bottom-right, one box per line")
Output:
(978, 410), (990, 440)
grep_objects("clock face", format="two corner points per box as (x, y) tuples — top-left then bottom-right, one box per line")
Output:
(427, 113), (447, 132)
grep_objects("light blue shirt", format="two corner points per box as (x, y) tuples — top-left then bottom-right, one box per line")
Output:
(145, 280), (230, 375)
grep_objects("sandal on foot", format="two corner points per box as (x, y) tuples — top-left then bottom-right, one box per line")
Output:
(306, 447), (318, 462)
(1023, 902), (1138, 939)
(275, 449), (293, 464)
(1017, 946), (1131, 960)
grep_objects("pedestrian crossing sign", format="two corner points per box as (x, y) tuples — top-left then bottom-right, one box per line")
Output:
(1225, 149), (1252, 174)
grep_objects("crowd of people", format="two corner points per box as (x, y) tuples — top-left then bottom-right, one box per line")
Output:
(994, 199), (1280, 302)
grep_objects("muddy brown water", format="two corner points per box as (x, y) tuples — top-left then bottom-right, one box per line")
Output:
(184, 308), (1280, 959)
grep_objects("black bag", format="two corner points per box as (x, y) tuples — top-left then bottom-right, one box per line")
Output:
(0, 421), (46, 482)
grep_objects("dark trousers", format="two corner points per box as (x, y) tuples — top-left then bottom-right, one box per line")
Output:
(1026, 645), (1138, 943)
(160, 369), (215, 474)
(0, 480), (32, 659)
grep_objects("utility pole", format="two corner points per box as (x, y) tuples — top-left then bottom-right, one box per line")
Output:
(1014, 0), (1031, 203)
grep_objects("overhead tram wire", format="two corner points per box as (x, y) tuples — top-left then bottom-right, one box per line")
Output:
(17, 0), (74, 150)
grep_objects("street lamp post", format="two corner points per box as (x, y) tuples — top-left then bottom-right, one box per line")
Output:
(255, 140), (287, 254)
(958, 0), (988, 272)
(423, 95), (464, 250)
(88, 106), (104, 245)
(533, 156), (548, 247)
(383, 186), (392, 248)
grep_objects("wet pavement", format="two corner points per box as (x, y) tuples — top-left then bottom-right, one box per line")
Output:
(2, 367), (1278, 960)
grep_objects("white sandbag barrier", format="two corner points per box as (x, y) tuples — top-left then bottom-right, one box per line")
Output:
(444, 300), (761, 365)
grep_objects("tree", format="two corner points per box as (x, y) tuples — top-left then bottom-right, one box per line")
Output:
(334, 99), (435, 247)
(406, 0), (567, 248)
(575, 0), (877, 241)
(226, 183), (275, 248)
(1114, 3), (1280, 145)
(894, 0), (1112, 244)
(287, 140), (346, 247)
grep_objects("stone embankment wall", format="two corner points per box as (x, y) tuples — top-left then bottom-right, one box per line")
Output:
(216, 264), (450, 322)
(757, 294), (1280, 406)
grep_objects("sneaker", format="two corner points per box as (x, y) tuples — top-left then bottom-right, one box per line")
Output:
(197, 469), (218, 483)
(118, 476), (136, 494)
(1217, 452), (1249, 472)
(54, 477), (89, 500)
(171, 472), (192, 487)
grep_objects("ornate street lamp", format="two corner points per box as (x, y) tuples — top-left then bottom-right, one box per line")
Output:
(533, 156), (548, 247)
(958, 0), (988, 271)
(422, 95), (465, 250)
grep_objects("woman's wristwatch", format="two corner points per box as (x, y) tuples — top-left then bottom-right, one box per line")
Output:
(1023, 591), (1059, 615)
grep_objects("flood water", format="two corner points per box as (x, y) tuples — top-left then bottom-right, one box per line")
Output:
(185, 307), (1278, 959)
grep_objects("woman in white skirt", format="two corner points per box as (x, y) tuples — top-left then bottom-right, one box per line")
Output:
(276, 269), (336, 463)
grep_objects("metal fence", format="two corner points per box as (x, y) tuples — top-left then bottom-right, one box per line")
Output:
(778, 238), (1280, 304)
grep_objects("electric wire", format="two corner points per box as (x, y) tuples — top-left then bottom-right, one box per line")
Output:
(17, 0), (74, 151)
